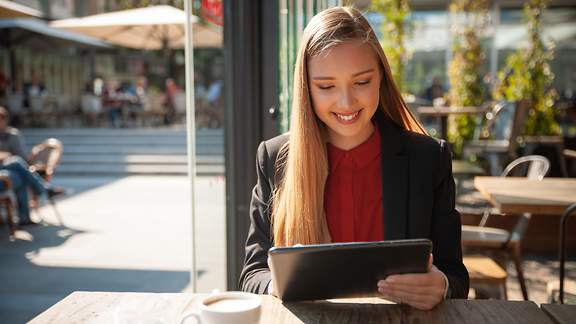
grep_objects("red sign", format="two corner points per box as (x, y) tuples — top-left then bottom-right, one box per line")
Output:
(201, 0), (223, 26)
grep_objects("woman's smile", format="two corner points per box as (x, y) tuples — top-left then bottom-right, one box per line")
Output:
(333, 109), (362, 124)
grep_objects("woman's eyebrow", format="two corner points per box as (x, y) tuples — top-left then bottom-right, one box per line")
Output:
(311, 68), (375, 80)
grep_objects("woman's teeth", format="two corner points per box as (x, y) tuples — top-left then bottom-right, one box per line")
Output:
(336, 111), (359, 121)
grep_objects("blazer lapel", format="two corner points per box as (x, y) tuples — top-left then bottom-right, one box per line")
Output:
(376, 112), (409, 240)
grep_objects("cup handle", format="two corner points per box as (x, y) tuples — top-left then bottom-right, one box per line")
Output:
(180, 311), (201, 324)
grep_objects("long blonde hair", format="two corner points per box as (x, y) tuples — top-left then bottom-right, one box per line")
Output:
(272, 6), (425, 247)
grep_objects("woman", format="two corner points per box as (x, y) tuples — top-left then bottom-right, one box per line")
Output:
(240, 6), (468, 310)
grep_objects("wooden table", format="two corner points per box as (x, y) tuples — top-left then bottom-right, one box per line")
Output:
(30, 291), (556, 324)
(541, 304), (576, 324)
(474, 177), (576, 215)
(417, 106), (487, 139)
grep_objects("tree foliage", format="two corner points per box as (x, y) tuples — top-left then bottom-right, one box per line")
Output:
(447, 0), (488, 154)
(116, 0), (184, 10)
(371, 0), (411, 92)
(493, 0), (559, 136)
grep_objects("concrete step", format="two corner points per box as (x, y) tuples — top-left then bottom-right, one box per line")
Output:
(58, 146), (221, 155)
(20, 128), (225, 176)
(58, 154), (223, 165)
(23, 135), (222, 146)
(21, 127), (223, 136)
(55, 163), (224, 176)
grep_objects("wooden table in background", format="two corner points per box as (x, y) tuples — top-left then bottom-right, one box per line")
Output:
(541, 304), (576, 324)
(30, 291), (555, 324)
(417, 106), (488, 139)
(474, 177), (576, 215)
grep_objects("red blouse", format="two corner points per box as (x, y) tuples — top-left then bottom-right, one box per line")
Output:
(325, 127), (384, 243)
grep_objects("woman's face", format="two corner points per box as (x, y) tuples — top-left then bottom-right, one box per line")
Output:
(308, 40), (381, 150)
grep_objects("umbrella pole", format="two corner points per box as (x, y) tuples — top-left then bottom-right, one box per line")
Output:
(184, 0), (198, 293)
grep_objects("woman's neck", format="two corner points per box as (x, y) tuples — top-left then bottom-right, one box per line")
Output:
(327, 122), (375, 151)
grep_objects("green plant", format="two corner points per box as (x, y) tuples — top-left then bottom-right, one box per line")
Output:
(447, 0), (488, 155)
(493, 0), (560, 136)
(372, 0), (411, 92)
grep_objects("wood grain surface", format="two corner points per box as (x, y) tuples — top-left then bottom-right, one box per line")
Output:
(474, 177), (576, 215)
(30, 292), (555, 324)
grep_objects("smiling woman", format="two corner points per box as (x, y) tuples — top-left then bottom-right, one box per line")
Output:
(240, 6), (469, 310)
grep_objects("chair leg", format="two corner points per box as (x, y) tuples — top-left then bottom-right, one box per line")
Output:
(511, 245), (529, 300)
(49, 198), (64, 226)
(479, 209), (491, 227)
(4, 200), (16, 238)
(501, 280), (508, 300)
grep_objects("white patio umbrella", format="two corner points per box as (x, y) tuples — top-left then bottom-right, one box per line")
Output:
(50, 5), (221, 49)
(0, 0), (42, 18)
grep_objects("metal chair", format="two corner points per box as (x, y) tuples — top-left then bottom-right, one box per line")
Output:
(462, 155), (550, 300)
(0, 171), (16, 238)
(28, 138), (64, 225)
(464, 100), (529, 175)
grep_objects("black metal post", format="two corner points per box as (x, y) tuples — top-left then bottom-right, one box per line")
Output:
(223, 0), (279, 290)
(559, 202), (576, 304)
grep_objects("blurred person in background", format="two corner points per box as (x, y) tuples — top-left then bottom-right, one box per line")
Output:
(163, 78), (180, 125)
(102, 79), (123, 128)
(0, 106), (65, 226)
(424, 76), (445, 103)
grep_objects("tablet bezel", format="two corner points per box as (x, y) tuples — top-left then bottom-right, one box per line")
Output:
(268, 238), (433, 302)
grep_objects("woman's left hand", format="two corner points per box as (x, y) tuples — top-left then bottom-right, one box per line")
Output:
(377, 254), (446, 310)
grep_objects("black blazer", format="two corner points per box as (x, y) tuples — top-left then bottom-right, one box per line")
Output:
(239, 111), (469, 298)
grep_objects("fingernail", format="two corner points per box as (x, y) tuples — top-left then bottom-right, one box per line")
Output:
(386, 277), (395, 283)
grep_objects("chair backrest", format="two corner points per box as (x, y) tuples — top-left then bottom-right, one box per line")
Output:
(29, 138), (63, 180)
(81, 94), (102, 114)
(474, 100), (529, 156)
(504, 155), (550, 245)
(501, 155), (550, 180)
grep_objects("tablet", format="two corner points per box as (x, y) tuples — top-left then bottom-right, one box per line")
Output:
(268, 239), (432, 302)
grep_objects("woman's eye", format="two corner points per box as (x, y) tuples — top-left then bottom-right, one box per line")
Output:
(318, 85), (334, 90)
(356, 80), (370, 86)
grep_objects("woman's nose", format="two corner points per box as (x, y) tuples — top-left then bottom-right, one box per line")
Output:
(337, 88), (355, 109)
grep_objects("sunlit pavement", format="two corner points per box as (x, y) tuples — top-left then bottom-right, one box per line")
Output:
(0, 175), (226, 323)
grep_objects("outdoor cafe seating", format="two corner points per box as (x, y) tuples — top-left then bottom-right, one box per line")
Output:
(28, 138), (64, 225)
(461, 155), (551, 300)
(463, 100), (529, 176)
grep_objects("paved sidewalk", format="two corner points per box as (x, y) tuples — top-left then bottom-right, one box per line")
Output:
(0, 175), (226, 323)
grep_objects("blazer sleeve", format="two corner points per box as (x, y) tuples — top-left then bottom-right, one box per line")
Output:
(239, 141), (274, 294)
(432, 140), (469, 299)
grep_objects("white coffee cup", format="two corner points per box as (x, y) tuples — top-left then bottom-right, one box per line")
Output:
(180, 292), (261, 324)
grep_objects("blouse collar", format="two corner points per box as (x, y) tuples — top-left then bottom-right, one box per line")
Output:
(327, 125), (381, 172)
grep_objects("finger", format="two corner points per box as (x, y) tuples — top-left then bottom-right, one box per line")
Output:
(379, 282), (439, 298)
(378, 287), (430, 305)
(381, 285), (441, 308)
(428, 253), (433, 271)
(383, 273), (436, 287)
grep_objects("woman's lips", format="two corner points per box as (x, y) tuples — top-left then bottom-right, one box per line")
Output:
(333, 109), (361, 124)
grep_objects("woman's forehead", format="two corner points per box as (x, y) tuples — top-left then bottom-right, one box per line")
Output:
(308, 40), (379, 77)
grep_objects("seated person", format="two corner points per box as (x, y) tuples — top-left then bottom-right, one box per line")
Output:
(240, 7), (468, 310)
(0, 156), (64, 226)
(0, 106), (65, 226)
